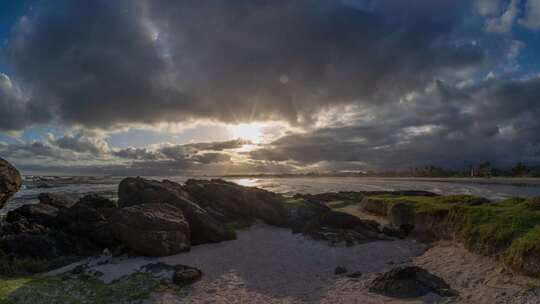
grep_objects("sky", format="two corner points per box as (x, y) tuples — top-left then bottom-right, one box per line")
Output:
(0, 0), (540, 175)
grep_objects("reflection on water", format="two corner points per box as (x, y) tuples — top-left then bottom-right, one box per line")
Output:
(228, 177), (540, 201)
(233, 178), (259, 188)
(3, 176), (540, 215)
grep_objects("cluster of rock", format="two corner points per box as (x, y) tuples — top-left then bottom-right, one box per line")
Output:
(359, 198), (417, 238)
(288, 194), (390, 246)
(0, 177), (292, 265)
(0, 172), (401, 271)
(0, 158), (22, 209)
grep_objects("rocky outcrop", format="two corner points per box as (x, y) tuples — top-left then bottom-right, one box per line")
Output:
(368, 266), (456, 299)
(38, 193), (76, 209)
(0, 158), (22, 209)
(387, 202), (416, 236)
(110, 204), (190, 257)
(184, 179), (288, 226)
(60, 194), (117, 247)
(118, 177), (235, 245)
(6, 203), (60, 227)
(359, 197), (389, 216)
(287, 199), (330, 234)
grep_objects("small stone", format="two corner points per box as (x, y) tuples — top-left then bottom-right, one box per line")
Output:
(334, 266), (347, 275)
(347, 271), (363, 278)
(173, 264), (202, 286)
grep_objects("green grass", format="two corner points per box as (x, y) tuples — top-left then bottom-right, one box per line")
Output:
(0, 251), (49, 277)
(0, 272), (169, 304)
(364, 194), (540, 275)
(326, 200), (357, 209)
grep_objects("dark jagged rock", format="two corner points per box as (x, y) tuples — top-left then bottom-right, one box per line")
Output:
(118, 177), (235, 245)
(38, 193), (77, 209)
(184, 179), (289, 226)
(286, 198), (330, 234)
(359, 197), (389, 216)
(110, 203), (190, 257)
(334, 266), (347, 275)
(0, 158), (22, 209)
(60, 195), (117, 247)
(173, 264), (202, 285)
(320, 211), (368, 230)
(369, 266), (456, 299)
(347, 271), (363, 278)
(6, 204), (60, 227)
(388, 202), (416, 237)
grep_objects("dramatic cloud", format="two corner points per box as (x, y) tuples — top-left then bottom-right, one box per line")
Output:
(51, 132), (110, 156)
(0, 0), (540, 173)
(2, 0), (484, 130)
(520, 0), (540, 30)
(250, 76), (540, 170)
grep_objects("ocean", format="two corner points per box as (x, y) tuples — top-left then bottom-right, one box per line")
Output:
(3, 175), (540, 215)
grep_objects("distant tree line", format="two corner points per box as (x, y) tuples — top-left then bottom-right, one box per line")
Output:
(367, 162), (540, 178)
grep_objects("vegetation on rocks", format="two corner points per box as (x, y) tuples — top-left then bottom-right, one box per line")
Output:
(357, 194), (540, 277)
(0, 273), (168, 304)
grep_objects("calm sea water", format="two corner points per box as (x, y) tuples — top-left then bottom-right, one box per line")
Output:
(3, 176), (540, 214)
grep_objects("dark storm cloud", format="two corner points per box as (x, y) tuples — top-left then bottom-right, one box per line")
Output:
(51, 133), (109, 156)
(1, 0), (485, 129)
(183, 139), (251, 152)
(111, 147), (159, 161)
(250, 77), (540, 169)
(113, 138), (249, 161)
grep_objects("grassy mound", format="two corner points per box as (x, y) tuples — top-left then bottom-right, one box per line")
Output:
(0, 272), (169, 304)
(360, 194), (540, 277)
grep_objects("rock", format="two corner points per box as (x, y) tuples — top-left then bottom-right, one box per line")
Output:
(79, 194), (117, 209)
(6, 203), (60, 227)
(359, 198), (389, 216)
(382, 226), (408, 239)
(110, 203), (190, 256)
(1, 231), (100, 260)
(118, 177), (235, 245)
(319, 211), (367, 230)
(1, 233), (56, 258)
(334, 266), (347, 275)
(368, 266), (456, 299)
(38, 193), (76, 209)
(287, 203), (328, 233)
(173, 264), (202, 285)
(184, 179), (289, 226)
(347, 271), (363, 278)
(60, 195), (117, 247)
(388, 202), (415, 236)
(0, 158), (22, 209)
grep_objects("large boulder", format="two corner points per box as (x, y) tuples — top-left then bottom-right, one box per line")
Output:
(118, 177), (235, 245)
(369, 266), (456, 299)
(0, 158), (22, 209)
(60, 194), (117, 247)
(110, 204), (190, 257)
(286, 201), (329, 233)
(184, 179), (288, 226)
(6, 203), (60, 227)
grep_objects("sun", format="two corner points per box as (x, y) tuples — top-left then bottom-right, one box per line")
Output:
(231, 123), (263, 143)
